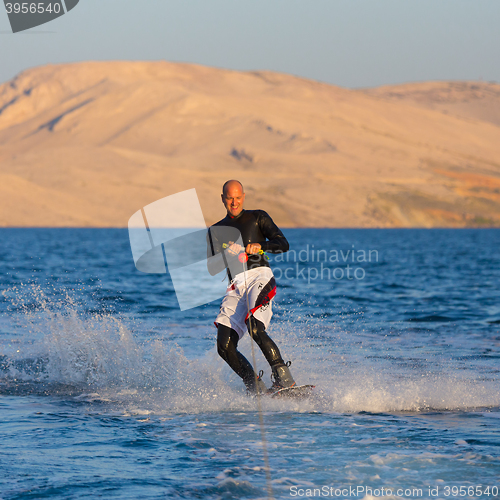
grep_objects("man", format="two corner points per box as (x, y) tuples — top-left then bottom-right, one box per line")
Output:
(207, 179), (295, 395)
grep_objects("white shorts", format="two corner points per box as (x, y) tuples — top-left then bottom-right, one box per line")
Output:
(215, 267), (276, 339)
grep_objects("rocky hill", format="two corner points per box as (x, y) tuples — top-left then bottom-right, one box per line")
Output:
(1, 61), (499, 227)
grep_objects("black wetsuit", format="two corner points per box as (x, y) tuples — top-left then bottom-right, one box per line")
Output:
(208, 210), (291, 392)
(208, 209), (289, 281)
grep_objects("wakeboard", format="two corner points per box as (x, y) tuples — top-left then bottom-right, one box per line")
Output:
(269, 384), (315, 399)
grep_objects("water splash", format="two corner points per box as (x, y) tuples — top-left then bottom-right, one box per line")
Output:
(1, 284), (499, 414)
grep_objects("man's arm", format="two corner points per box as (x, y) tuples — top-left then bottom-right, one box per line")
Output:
(257, 210), (289, 253)
(206, 227), (227, 276)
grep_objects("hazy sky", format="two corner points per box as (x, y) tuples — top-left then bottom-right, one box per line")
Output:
(1, 0), (499, 88)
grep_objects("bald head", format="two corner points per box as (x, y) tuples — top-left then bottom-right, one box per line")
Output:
(222, 179), (244, 196)
(221, 180), (245, 217)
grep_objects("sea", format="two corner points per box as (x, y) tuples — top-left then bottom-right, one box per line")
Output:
(0, 228), (499, 500)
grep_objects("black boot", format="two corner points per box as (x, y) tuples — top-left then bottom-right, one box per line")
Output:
(244, 370), (268, 395)
(268, 361), (295, 393)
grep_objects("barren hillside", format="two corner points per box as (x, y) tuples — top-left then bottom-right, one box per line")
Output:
(1, 61), (499, 227)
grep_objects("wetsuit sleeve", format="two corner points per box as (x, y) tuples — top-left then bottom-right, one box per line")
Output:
(206, 227), (227, 276)
(257, 211), (290, 254)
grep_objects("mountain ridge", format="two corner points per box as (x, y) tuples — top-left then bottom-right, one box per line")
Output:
(1, 61), (499, 228)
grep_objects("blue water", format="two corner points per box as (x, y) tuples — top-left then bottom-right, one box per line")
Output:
(1, 229), (499, 499)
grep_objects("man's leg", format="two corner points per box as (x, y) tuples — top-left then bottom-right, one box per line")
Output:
(247, 316), (295, 390)
(217, 323), (266, 394)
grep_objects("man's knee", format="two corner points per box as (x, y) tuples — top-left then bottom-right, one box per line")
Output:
(217, 324), (239, 361)
(247, 317), (266, 344)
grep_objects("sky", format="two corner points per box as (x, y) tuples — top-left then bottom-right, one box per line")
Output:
(1, 0), (500, 88)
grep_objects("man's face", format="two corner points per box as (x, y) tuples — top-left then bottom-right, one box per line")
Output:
(222, 184), (245, 217)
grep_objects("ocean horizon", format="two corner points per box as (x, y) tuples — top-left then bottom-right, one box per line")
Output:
(1, 228), (499, 499)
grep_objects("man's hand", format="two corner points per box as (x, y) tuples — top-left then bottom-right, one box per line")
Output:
(245, 243), (262, 255)
(226, 241), (242, 255)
